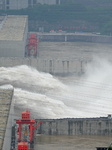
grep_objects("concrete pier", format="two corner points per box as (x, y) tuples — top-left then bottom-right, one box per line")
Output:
(0, 57), (88, 76)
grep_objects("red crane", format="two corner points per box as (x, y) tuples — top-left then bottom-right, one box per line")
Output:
(17, 142), (28, 150)
(26, 34), (39, 57)
(11, 110), (42, 150)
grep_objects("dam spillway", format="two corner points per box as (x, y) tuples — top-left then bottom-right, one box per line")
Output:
(0, 85), (14, 150)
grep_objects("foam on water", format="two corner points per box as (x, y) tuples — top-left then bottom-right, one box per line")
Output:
(0, 58), (112, 119)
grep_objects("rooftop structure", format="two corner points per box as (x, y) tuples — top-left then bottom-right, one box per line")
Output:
(3, 0), (60, 10)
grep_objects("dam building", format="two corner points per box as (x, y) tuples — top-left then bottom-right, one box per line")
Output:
(3, 0), (60, 10)
(0, 14), (112, 150)
(0, 15), (28, 57)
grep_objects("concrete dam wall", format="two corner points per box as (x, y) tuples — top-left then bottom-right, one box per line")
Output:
(0, 85), (14, 150)
(0, 57), (88, 75)
(37, 116), (112, 136)
(36, 33), (112, 43)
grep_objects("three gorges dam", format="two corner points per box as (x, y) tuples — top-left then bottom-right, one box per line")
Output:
(1, 15), (112, 150)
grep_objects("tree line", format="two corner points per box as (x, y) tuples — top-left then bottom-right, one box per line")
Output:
(0, 3), (112, 35)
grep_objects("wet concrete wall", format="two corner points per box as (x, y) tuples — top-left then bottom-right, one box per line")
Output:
(0, 58), (88, 75)
(37, 117), (112, 136)
(0, 86), (14, 150)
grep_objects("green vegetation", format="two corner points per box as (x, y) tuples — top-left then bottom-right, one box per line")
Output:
(108, 146), (112, 150)
(1, 2), (112, 34)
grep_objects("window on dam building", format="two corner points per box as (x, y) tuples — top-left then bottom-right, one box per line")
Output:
(6, 0), (9, 5)
(28, 0), (36, 6)
(56, 0), (60, 4)
(6, 6), (9, 9)
(28, 0), (32, 5)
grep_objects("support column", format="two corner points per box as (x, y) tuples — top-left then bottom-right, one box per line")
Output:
(18, 124), (22, 142)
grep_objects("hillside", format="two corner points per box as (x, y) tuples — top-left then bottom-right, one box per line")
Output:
(60, 0), (112, 8)
(1, 0), (112, 35)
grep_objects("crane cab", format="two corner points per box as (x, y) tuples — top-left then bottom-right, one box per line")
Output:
(22, 111), (30, 120)
(18, 142), (28, 150)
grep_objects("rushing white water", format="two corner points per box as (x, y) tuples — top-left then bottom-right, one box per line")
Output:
(0, 58), (112, 119)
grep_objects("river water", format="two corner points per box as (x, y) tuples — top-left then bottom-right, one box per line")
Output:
(1, 42), (112, 149)
(36, 135), (112, 150)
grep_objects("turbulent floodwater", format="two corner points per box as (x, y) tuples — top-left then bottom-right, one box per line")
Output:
(1, 57), (112, 119)
(36, 135), (112, 150)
